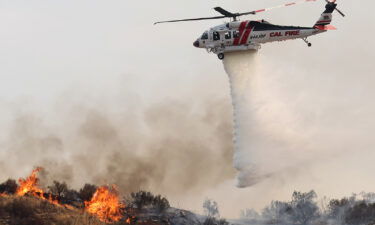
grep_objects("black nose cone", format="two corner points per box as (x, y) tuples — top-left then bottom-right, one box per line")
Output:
(193, 40), (199, 47)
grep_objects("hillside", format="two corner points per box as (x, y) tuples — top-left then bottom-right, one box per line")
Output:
(0, 195), (104, 225)
(0, 195), (207, 225)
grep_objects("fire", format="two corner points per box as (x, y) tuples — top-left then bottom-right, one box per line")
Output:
(16, 167), (61, 207)
(0, 193), (8, 198)
(16, 167), (44, 197)
(4, 167), (130, 221)
(85, 186), (124, 223)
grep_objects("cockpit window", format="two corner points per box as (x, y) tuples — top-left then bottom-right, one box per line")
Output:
(201, 32), (208, 40)
(213, 32), (220, 41)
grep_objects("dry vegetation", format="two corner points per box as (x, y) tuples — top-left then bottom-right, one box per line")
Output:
(0, 195), (104, 225)
(0, 187), (176, 225)
(0, 195), (170, 225)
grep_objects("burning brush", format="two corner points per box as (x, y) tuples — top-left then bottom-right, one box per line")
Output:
(16, 167), (44, 196)
(0, 167), (130, 224)
(85, 185), (125, 223)
(16, 167), (59, 205)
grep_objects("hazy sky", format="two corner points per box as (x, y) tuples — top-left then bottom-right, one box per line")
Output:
(0, 0), (370, 103)
(0, 0), (374, 218)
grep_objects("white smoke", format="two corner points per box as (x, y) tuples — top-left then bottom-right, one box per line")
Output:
(223, 50), (375, 189)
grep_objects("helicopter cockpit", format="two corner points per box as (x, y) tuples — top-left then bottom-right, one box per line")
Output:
(201, 31), (209, 40)
(194, 31), (209, 48)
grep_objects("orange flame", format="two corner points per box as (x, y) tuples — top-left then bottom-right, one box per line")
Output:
(85, 186), (124, 223)
(15, 167), (62, 207)
(16, 167), (44, 197)
(0, 193), (8, 198)
(9, 167), (129, 218)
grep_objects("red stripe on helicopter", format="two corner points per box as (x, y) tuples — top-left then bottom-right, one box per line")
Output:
(285, 3), (296, 6)
(233, 21), (248, 45)
(240, 26), (253, 45)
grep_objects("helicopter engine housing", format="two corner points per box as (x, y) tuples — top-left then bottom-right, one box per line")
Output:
(226, 21), (243, 29)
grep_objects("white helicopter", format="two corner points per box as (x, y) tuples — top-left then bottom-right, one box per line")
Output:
(155, 0), (344, 60)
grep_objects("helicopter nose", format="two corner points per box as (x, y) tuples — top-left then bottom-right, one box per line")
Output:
(193, 40), (199, 48)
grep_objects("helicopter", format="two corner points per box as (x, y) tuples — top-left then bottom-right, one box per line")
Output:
(154, 0), (345, 60)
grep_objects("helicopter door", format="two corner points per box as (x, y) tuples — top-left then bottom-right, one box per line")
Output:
(224, 31), (232, 45)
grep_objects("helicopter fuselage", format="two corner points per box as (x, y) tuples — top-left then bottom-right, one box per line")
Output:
(193, 20), (325, 56)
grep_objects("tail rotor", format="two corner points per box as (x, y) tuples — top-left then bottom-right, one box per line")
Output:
(326, 0), (345, 17)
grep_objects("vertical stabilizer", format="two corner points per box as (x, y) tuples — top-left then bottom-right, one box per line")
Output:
(314, 2), (337, 26)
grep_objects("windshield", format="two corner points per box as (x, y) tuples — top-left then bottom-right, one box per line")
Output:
(201, 32), (208, 40)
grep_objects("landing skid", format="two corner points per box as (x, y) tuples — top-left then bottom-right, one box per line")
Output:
(302, 38), (312, 47)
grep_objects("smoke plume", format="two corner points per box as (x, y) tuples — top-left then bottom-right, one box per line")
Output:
(0, 98), (235, 197)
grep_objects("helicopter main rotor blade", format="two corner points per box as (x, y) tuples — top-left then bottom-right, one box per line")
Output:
(213, 7), (237, 17)
(154, 16), (226, 25)
(154, 0), (320, 25)
(248, 0), (317, 15)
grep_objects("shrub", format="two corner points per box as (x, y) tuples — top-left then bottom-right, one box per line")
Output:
(345, 202), (375, 225)
(203, 217), (229, 225)
(0, 179), (18, 194)
(130, 191), (170, 212)
(48, 181), (81, 205)
(153, 195), (170, 212)
(290, 190), (320, 225)
(203, 199), (219, 218)
(79, 183), (98, 202)
(63, 188), (80, 204)
(48, 181), (68, 198)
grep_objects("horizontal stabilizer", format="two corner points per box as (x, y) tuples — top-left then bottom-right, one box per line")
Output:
(314, 25), (337, 30)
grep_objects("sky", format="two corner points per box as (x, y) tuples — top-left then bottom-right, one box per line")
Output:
(0, 0), (375, 218)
